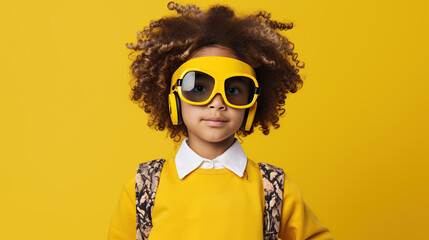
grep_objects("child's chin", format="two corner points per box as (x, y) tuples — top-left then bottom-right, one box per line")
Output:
(198, 133), (235, 144)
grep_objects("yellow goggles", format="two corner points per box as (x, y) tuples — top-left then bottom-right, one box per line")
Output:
(171, 56), (260, 109)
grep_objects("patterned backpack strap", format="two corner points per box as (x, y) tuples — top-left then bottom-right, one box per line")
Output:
(135, 159), (166, 240)
(258, 162), (285, 240)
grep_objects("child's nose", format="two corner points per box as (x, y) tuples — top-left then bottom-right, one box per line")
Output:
(209, 93), (227, 110)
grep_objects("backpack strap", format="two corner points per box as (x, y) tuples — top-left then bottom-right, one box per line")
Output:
(258, 162), (285, 240)
(135, 159), (166, 240)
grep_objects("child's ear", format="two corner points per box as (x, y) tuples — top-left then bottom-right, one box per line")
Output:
(168, 92), (183, 125)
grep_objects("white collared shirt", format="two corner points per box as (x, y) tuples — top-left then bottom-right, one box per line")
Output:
(175, 138), (248, 179)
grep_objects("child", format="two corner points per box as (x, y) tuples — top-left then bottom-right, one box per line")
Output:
(108, 2), (334, 240)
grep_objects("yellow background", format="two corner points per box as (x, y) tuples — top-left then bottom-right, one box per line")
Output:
(1, 0), (428, 239)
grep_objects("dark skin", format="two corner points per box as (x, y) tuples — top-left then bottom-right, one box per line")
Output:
(181, 46), (245, 159)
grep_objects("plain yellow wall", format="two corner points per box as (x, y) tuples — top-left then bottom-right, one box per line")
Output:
(1, 0), (428, 239)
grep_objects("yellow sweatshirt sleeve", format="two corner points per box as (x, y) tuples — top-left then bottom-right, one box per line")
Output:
(278, 175), (335, 240)
(107, 177), (136, 240)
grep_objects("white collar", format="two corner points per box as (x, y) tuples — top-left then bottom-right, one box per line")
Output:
(175, 138), (248, 179)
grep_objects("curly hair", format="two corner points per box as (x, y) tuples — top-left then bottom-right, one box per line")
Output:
(126, 1), (305, 142)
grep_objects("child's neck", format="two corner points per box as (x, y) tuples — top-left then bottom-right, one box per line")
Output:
(186, 135), (235, 160)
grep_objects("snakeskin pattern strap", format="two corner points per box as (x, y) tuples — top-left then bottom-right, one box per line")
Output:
(135, 159), (166, 240)
(258, 162), (285, 240)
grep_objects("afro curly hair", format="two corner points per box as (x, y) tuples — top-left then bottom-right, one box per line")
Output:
(126, 2), (305, 142)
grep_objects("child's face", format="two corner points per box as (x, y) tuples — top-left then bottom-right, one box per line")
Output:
(180, 46), (246, 144)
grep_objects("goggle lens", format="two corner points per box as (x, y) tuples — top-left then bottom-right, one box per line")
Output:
(181, 71), (256, 106)
(225, 76), (255, 106)
(182, 71), (214, 102)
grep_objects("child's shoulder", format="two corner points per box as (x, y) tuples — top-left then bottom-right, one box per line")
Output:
(249, 159), (301, 196)
(250, 158), (285, 174)
(136, 158), (167, 169)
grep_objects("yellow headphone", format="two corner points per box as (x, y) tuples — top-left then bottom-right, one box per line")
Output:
(168, 56), (260, 131)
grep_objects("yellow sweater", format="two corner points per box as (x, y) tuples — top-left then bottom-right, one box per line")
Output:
(108, 159), (334, 240)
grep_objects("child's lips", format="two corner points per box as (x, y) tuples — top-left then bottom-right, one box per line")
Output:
(202, 118), (228, 126)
